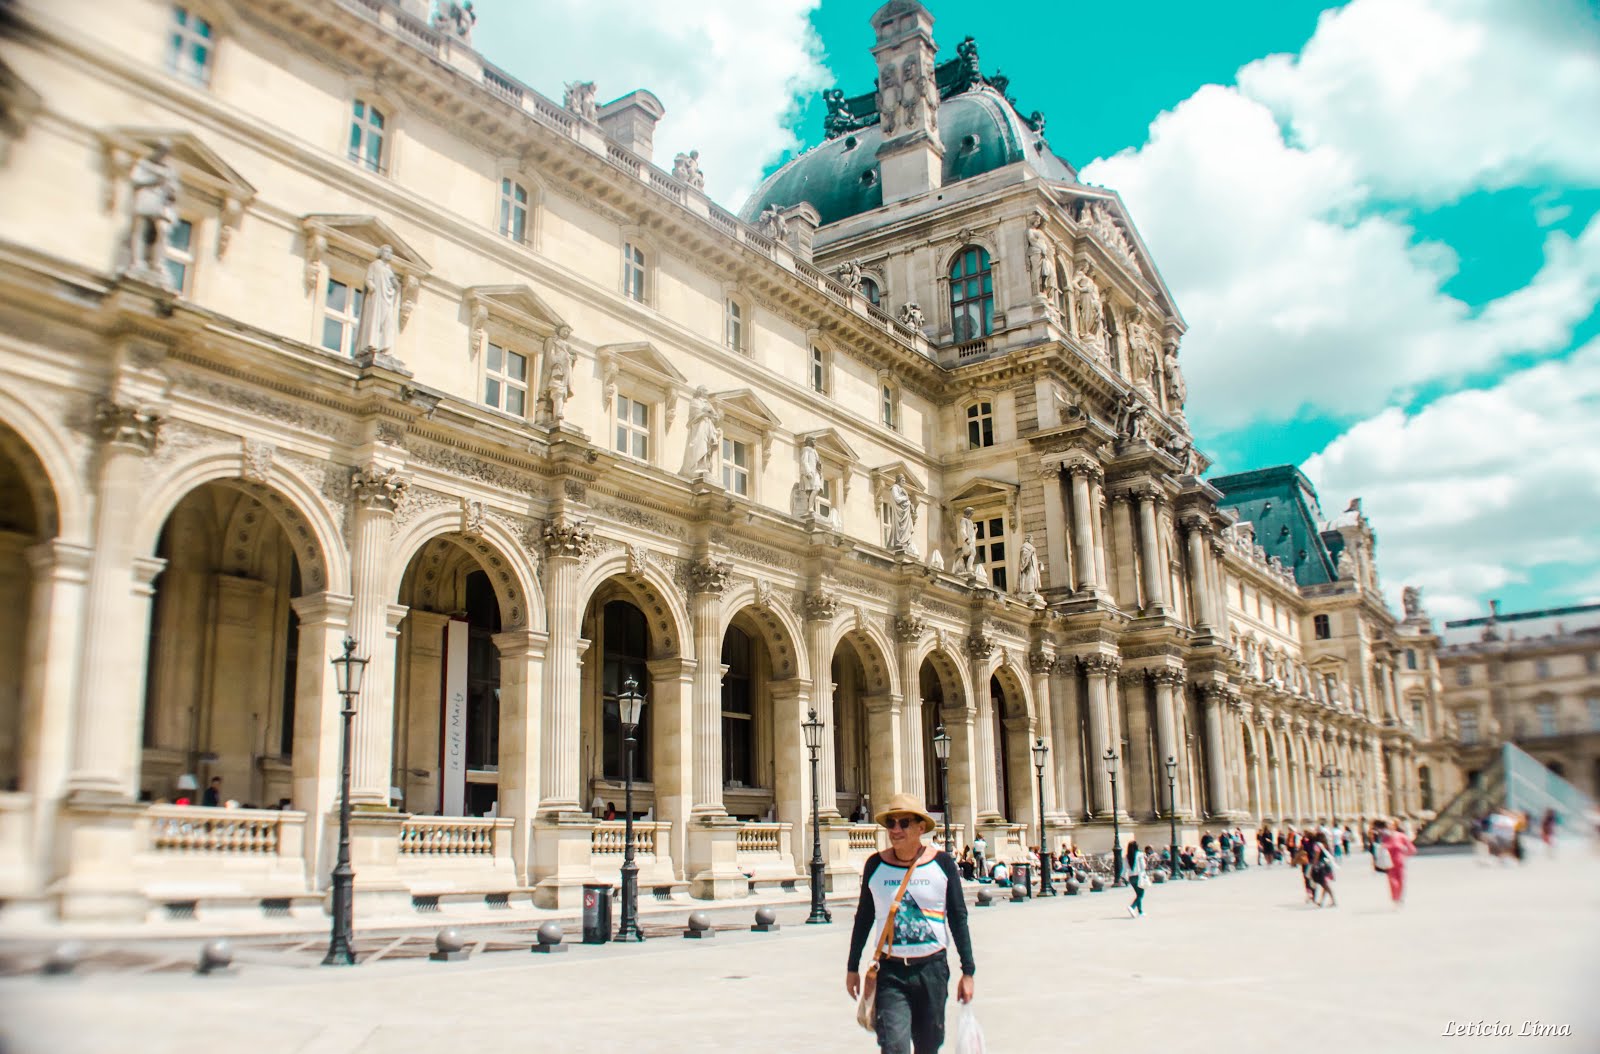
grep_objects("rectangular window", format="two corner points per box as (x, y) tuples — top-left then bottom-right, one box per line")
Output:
(810, 346), (826, 393)
(483, 342), (528, 417)
(320, 277), (364, 356)
(725, 299), (743, 351)
(1586, 654), (1598, 675)
(1405, 649), (1418, 671)
(623, 242), (646, 302)
(1536, 701), (1557, 737)
(817, 479), (835, 523)
(1588, 697), (1600, 732)
(499, 178), (528, 242)
(1313, 614), (1330, 640)
(614, 394), (649, 461)
(879, 501), (893, 547)
(348, 99), (386, 173)
(1535, 658), (1550, 679)
(966, 401), (994, 449)
(164, 218), (195, 293)
(1458, 709), (1479, 745)
(720, 438), (749, 496)
(881, 384), (897, 430)
(167, 6), (214, 85)
(975, 514), (1007, 591)
(1411, 700), (1426, 734)
(1455, 665), (1471, 686)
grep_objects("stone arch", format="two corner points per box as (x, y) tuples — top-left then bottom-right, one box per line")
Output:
(134, 449), (344, 594)
(913, 636), (973, 712)
(0, 389), (85, 542)
(829, 614), (898, 697)
(575, 549), (691, 661)
(990, 655), (1035, 722)
(719, 582), (809, 683)
(389, 507), (543, 631)
(1240, 722), (1263, 819)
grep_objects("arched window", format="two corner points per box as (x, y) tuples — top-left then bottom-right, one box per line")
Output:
(859, 276), (880, 306)
(965, 401), (994, 449)
(721, 627), (754, 786)
(601, 601), (650, 781)
(949, 246), (993, 342)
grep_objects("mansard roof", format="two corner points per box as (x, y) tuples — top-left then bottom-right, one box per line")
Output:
(1210, 465), (1340, 587)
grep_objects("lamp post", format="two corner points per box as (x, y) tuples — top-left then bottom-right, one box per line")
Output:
(933, 724), (953, 856)
(803, 707), (830, 924)
(1318, 764), (1343, 823)
(616, 676), (646, 942)
(1031, 737), (1053, 896)
(322, 636), (367, 967)
(1165, 754), (1180, 881)
(1104, 748), (1123, 886)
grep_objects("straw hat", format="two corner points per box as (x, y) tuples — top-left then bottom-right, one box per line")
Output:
(874, 792), (936, 831)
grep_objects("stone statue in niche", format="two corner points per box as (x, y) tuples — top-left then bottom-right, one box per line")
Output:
(537, 324), (575, 428)
(563, 81), (598, 122)
(798, 436), (824, 517)
(1164, 344), (1187, 409)
(680, 386), (723, 481)
(672, 149), (705, 190)
(1127, 321), (1156, 390)
(1025, 213), (1057, 301)
(122, 140), (180, 288)
(889, 474), (919, 556)
(1016, 533), (1041, 596)
(1402, 585), (1424, 619)
(1072, 265), (1104, 350)
(1335, 548), (1356, 580)
(355, 245), (401, 358)
(1115, 389), (1149, 442)
(951, 506), (978, 578)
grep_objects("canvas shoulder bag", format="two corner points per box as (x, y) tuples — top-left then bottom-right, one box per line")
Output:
(856, 850), (923, 1033)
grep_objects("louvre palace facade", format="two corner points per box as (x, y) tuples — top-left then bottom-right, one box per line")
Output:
(0, 0), (1459, 921)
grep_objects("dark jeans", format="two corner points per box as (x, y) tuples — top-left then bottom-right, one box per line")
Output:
(874, 955), (950, 1053)
(1130, 879), (1145, 914)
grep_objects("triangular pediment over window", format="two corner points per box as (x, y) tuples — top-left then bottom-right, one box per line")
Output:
(950, 476), (1015, 508)
(465, 284), (567, 335)
(714, 389), (780, 431)
(598, 341), (686, 389)
(102, 127), (257, 206)
(302, 214), (429, 273)
(871, 460), (928, 498)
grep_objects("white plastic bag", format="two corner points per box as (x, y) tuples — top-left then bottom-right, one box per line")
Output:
(955, 1005), (986, 1054)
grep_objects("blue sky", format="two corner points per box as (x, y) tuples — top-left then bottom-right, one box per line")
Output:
(471, 0), (1600, 620)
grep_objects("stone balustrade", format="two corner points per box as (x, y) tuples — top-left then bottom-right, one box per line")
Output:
(399, 816), (505, 856)
(591, 820), (668, 857)
(736, 822), (787, 854)
(146, 804), (301, 855)
(847, 823), (883, 851)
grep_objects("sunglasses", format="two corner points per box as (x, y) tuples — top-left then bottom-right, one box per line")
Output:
(884, 816), (922, 830)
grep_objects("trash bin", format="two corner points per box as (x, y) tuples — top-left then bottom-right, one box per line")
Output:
(1013, 862), (1032, 898)
(582, 883), (613, 944)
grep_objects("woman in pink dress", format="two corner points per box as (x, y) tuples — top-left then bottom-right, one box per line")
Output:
(1373, 819), (1416, 906)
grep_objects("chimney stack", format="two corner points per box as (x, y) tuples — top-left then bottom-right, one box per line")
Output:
(870, 1), (943, 205)
(598, 90), (666, 162)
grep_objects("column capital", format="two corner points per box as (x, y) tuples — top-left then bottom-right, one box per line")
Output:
(541, 515), (595, 560)
(803, 588), (838, 622)
(1180, 511), (1212, 535)
(894, 614), (926, 644)
(25, 538), (94, 578)
(95, 399), (164, 454)
(1081, 652), (1121, 677)
(352, 464), (411, 513)
(131, 555), (167, 593)
(290, 590), (354, 625)
(965, 632), (995, 661)
(1063, 455), (1103, 483)
(1027, 648), (1055, 675)
(689, 557), (733, 595)
(1149, 665), (1186, 689)
(492, 627), (549, 660)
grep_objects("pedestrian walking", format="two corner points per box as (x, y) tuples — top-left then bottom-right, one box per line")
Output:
(971, 833), (987, 878)
(1308, 833), (1337, 907)
(1372, 818), (1416, 906)
(846, 793), (975, 1054)
(1126, 838), (1148, 918)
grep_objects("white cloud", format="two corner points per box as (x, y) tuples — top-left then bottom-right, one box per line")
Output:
(469, 0), (828, 205)
(1083, 88), (1600, 430)
(1238, 0), (1600, 204)
(1301, 341), (1600, 620)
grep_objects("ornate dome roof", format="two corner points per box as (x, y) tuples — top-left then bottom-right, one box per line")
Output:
(741, 84), (1075, 227)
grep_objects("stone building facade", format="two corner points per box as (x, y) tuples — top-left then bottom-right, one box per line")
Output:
(0, 0), (1449, 920)
(1437, 603), (1600, 801)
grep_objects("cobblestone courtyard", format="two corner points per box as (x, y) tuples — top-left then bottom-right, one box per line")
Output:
(2, 852), (1595, 1053)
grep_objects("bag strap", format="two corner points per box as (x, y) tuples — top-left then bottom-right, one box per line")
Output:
(868, 849), (924, 965)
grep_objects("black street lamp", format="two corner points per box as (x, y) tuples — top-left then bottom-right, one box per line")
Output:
(323, 636), (367, 967)
(1031, 736), (1053, 896)
(803, 707), (830, 924)
(1318, 764), (1343, 823)
(1104, 748), (1123, 887)
(616, 675), (646, 942)
(1165, 754), (1180, 882)
(932, 724), (953, 856)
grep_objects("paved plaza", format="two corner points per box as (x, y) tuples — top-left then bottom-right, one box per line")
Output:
(2, 852), (1595, 1054)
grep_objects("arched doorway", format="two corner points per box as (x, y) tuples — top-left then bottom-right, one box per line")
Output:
(919, 662), (945, 808)
(1241, 725), (1262, 820)
(1418, 764), (1434, 812)
(831, 641), (870, 818)
(580, 596), (654, 818)
(0, 422), (59, 794)
(139, 481), (310, 808)
(989, 668), (1034, 826)
(719, 618), (776, 820)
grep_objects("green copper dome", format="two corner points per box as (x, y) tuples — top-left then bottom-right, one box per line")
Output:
(740, 88), (1075, 227)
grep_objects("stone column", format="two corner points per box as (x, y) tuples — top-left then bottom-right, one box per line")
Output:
(492, 628), (547, 886)
(769, 678), (811, 864)
(288, 591), (353, 885)
(689, 558), (731, 818)
(536, 516), (592, 814)
(1082, 654), (1118, 814)
(1183, 517), (1212, 631)
(67, 402), (162, 797)
(863, 693), (903, 811)
(1027, 650), (1058, 819)
(803, 590), (841, 820)
(1050, 657), (1085, 818)
(347, 465), (408, 806)
(1042, 465), (1073, 591)
(943, 695), (978, 846)
(1137, 488), (1166, 615)
(1089, 474), (1110, 593)
(895, 617), (926, 799)
(1121, 670), (1154, 817)
(1108, 492), (1139, 610)
(1207, 536), (1230, 633)
(1202, 685), (1230, 816)
(1150, 667), (1185, 815)
(968, 636), (1001, 821)
(1067, 461), (1099, 593)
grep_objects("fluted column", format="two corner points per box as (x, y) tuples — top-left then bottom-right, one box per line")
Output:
(968, 634), (1001, 821)
(1149, 667), (1183, 815)
(492, 627), (547, 885)
(1082, 654), (1119, 814)
(1089, 474), (1110, 592)
(68, 402), (163, 797)
(895, 616), (927, 798)
(1067, 461), (1099, 593)
(1043, 464), (1074, 592)
(1028, 650), (1059, 817)
(1207, 535), (1229, 633)
(1137, 487), (1166, 614)
(803, 589), (841, 819)
(1202, 685), (1230, 815)
(289, 591), (353, 883)
(1050, 657), (1085, 817)
(537, 515), (593, 814)
(346, 465), (408, 805)
(1183, 516), (1212, 631)
(690, 558), (731, 817)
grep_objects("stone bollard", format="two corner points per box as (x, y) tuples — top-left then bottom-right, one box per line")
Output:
(430, 927), (470, 962)
(684, 911), (714, 939)
(531, 921), (567, 954)
(196, 939), (234, 976)
(975, 889), (993, 908)
(1090, 877), (1105, 892)
(1064, 879), (1079, 895)
(750, 907), (780, 933)
(1009, 883), (1027, 903)
(42, 941), (86, 976)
